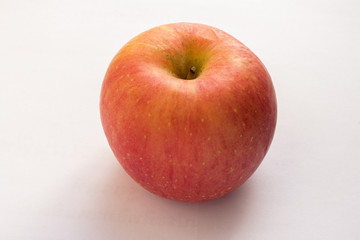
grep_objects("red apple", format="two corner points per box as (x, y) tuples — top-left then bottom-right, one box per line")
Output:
(100, 22), (277, 202)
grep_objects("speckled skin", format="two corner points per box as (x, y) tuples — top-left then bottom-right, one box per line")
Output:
(100, 23), (277, 202)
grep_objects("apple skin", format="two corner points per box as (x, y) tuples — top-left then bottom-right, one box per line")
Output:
(100, 23), (277, 202)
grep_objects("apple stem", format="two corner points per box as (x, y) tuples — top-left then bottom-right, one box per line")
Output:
(186, 66), (196, 79)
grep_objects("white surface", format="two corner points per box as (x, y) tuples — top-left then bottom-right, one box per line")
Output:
(1, 0), (359, 239)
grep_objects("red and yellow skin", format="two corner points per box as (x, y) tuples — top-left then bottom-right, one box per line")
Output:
(100, 23), (277, 202)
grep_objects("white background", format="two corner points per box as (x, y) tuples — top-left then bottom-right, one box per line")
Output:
(1, 0), (359, 239)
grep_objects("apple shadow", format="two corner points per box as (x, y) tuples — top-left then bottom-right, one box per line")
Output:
(70, 150), (260, 240)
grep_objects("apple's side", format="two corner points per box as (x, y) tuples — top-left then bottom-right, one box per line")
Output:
(100, 23), (277, 202)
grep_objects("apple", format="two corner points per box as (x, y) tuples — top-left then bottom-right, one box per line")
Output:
(100, 22), (277, 202)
